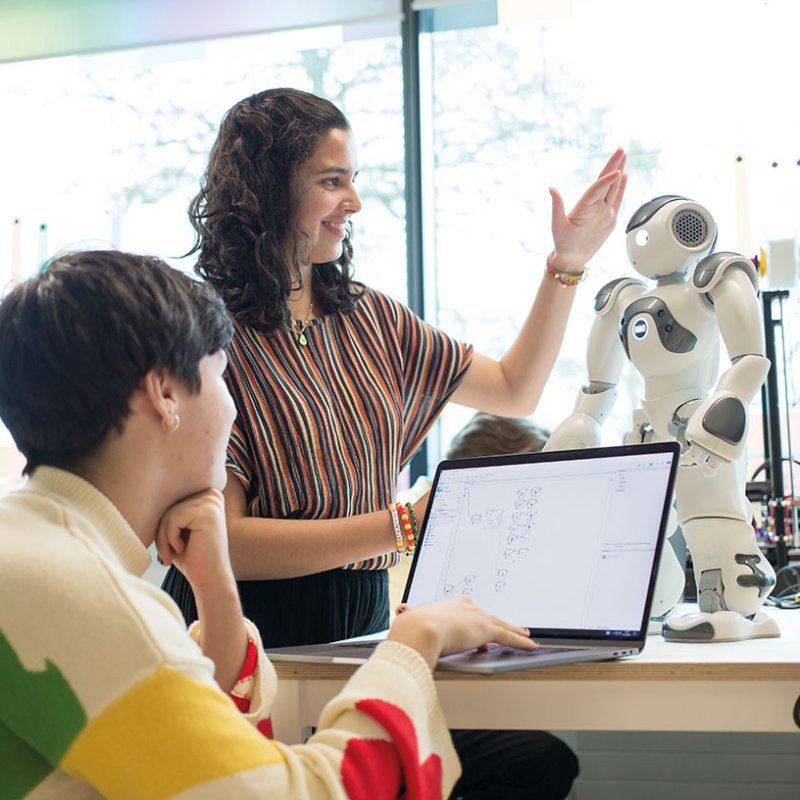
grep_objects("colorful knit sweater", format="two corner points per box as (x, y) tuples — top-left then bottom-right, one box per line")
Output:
(0, 467), (459, 798)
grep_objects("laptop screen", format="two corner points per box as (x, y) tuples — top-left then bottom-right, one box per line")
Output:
(403, 442), (679, 642)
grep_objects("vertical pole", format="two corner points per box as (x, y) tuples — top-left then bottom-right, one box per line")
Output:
(402, 0), (428, 479)
(761, 290), (789, 569)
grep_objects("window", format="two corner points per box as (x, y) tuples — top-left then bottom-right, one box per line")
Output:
(422, 0), (800, 489)
(0, 22), (404, 485)
(2, 0), (800, 507)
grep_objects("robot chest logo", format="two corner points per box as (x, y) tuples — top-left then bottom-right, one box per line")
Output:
(632, 318), (649, 340)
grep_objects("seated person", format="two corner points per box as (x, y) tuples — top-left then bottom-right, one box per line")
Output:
(446, 412), (551, 460)
(392, 412), (551, 599)
(0, 250), (536, 799)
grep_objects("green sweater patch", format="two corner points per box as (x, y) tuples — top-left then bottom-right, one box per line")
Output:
(0, 631), (87, 796)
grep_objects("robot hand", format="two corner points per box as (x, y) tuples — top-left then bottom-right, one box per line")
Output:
(681, 389), (747, 472)
(683, 354), (770, 467)
(680, 440), (722, 478)
(542, 385), (617, 451)
(544, 411), (602, 451)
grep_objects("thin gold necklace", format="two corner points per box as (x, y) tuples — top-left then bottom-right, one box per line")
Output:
(292, 302), (313, 347)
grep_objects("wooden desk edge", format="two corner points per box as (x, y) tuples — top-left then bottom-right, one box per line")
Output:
(272, 660), (800, 682)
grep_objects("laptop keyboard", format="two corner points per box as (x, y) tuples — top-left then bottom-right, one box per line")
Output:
(333, 641), (582, 657)
(332, 640), (383, 649)
(482, 644), (581, 657)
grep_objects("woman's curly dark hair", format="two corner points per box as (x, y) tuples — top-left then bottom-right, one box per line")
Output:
(188, 88), (364, 333)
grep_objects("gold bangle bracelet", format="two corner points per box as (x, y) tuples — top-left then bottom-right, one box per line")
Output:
(545, 260), (587, 287)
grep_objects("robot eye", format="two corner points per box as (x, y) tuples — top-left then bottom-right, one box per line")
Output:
(635, 229), (650, 247)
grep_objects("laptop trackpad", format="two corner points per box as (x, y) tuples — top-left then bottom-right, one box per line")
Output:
(437, 644), (612, 673)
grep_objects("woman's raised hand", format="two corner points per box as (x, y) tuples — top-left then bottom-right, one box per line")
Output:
(548, 147), (628, 273)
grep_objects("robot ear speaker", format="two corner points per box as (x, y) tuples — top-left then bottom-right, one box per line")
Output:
(672, 207), (712, 248)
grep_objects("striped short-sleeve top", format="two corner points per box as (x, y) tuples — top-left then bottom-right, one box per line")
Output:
(225, 287), (473, 571)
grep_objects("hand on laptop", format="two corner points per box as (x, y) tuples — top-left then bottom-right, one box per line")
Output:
(387, 597), (538, 670)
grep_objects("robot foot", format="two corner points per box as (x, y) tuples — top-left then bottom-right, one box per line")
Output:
(661, 609), (781, 642)
(647, 613), (674, 635)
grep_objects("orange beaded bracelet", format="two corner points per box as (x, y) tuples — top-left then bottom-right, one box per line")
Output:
(397, 502), (416, 555)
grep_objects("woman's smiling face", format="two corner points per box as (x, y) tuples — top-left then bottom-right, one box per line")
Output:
(290, 127), (362, 266)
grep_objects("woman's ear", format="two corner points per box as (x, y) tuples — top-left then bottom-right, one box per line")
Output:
(141, 370), (181, 432)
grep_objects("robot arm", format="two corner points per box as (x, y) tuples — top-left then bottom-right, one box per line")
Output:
(544, 380), (618, 451)
(544, 278), (647, 451)
(683, 253), (770, 470)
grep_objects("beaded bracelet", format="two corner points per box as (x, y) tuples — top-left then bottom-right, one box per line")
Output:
(545, 259), (587, 287)
(397, 503), (416, 555)
(406, 502), (419, 545)
(388, 503), (405, 553)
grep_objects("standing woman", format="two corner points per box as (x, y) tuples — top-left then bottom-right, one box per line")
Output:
(163, 88), (626, 643)
(163, 87), (625, 797)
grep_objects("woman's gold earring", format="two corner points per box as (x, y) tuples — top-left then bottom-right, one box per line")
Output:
(162, 411), (181, 432)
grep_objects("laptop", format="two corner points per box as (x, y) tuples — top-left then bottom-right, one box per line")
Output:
(266, 441), (680, 673)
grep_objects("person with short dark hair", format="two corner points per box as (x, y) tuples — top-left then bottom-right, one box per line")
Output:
(0, 249), (537, 798)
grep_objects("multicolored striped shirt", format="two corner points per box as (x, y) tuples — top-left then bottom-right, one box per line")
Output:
(0, 467), (460, 798)
(226, 287), (473, 570)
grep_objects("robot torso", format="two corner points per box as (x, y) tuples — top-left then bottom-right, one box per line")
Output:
(619, 279), (721, 402)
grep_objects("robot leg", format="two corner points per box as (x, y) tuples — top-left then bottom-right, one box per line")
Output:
(682, 516), (775, 614)
(623, 415), (686, 631)
(663, 460), (778, 642)
(664, 517), (778, 641)
(648, 502), (687, 632)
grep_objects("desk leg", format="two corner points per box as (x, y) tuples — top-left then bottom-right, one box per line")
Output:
(271, 678), (303, 744)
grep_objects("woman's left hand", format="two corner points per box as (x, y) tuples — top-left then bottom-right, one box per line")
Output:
(548, 147), (627, 273)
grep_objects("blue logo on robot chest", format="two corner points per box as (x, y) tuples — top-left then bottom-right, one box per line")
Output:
(619, 297), (697, 358)
(632, 318), (648, 340)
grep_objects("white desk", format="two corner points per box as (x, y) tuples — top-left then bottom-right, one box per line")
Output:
(269, 607), (800, 743)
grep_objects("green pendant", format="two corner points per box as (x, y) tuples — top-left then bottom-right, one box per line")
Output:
(298, 333), (308, 346)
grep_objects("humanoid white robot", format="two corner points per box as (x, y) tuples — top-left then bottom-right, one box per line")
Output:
(545, 195), (779, 641)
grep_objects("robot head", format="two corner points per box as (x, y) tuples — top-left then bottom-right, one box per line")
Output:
(625, 195), (717, 280)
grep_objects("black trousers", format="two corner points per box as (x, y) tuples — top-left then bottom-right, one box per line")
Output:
(449, 729), (577, 800)
(162, 565), (391, 646)
(161, 567), (578, 799)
